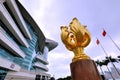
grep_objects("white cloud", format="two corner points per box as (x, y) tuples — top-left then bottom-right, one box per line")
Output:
(19, 0), (120, 79)
(19, 0), (56, 38)
(48, 52), (73, 78)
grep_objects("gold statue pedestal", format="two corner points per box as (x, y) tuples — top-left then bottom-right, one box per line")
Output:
(60, 18), (102, 80)
(70, 59), (102, 80)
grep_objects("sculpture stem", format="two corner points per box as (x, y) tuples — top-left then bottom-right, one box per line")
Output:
(72, 47), (90, 62)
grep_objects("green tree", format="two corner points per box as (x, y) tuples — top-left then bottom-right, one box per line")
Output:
(57, 76), (71, 80)
(95, 60), (104, 75)
(117, 56), (120, 61)
(102, 59), (115, 80)
(106, 56), (120, 76)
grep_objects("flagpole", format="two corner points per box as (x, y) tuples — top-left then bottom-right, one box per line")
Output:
(96, 38), (108, 56)
(97, 40), (115, 79)
(99, 43), (108, 57)
(102, 29), (120, 51)
(107, 33), (120, 51)
(97, 38), (120, 76)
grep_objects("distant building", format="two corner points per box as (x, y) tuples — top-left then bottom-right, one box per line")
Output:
(0, 0), (58, 80)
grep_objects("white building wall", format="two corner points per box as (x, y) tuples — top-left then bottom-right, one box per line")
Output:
(6, 0), (32, 40)
(43, 46), (49, 60)
(0, 56), (20, 71)
(0, 26), (25, 58)
(0, 3), (29, 47)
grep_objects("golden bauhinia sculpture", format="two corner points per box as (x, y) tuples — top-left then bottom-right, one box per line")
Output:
(60, 17), (91, 62)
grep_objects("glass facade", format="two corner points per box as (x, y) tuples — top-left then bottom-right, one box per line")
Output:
(0, 18), (38, 70)
(0, 9), (45, 78)
(0, 16), (48, 79)
(0, 69), (8, 80)
(0, 0), (58, 79)
(18, 21), (38, 70)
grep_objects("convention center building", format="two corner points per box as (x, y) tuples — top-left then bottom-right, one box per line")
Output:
(0, 0), (58, 80)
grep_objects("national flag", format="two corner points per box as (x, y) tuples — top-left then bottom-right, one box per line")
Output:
(102, 29), (107, 37)
(96, 39), (100, 45)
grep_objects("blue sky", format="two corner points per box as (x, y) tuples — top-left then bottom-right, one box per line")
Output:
(19, 0), (120, 79)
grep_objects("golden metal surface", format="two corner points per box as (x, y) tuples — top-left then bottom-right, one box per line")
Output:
(60, 18), (91, 62)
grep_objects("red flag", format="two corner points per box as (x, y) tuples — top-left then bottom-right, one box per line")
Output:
(102, 29), (106, 37)
(96, 39), (100, 45)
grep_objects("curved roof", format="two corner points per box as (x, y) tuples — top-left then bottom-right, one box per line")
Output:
(45, 39), (58, 51)
(16, 0), (58, 52)
(16, 0), (45, 52)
